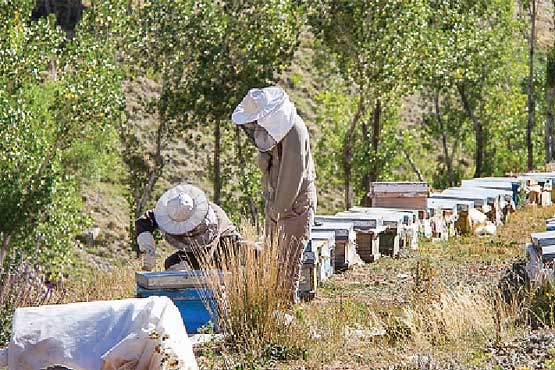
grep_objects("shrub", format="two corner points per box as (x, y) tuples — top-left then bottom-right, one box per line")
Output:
(0, 261), (64, 346)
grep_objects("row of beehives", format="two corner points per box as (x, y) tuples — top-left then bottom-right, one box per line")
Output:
(525, 215), (555, 282)
(300, 174), (555, 299)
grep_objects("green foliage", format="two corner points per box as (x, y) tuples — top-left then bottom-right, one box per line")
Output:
(220, 127), (264, 228)
(126, 0), (303, 222)
(311, 0), (428, 100)
(0, 3), (124, 276)
(419, 0), (528, 181)
(314, 88), (356, 189)
(311, 0), (430, 206)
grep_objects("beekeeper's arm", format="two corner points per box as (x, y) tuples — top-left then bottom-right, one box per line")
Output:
(273, 124), (306, 214)
(135, 210), (157, 271)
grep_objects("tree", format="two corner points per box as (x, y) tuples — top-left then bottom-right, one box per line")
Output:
(522, 0), (540, 170)
(545, 1), (555, 164)
(0, 1), (124, 275)
(311, 0), (428, 208)
(126, 0), (302, 224)
(423, 0), (516, 178)
(422, 93), (470, 187)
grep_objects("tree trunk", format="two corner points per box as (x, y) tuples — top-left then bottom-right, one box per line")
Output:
(213, 119), (222, 204)
(360, 120), (370, 206)
(0, 233), (11, 270)
(343, 95), (365, 210)
(546, 49), (555, 163)
(236, 127), (260, 234)
(527, 0), (537, 170)
(435, 92), (454, 186)
(402, 148), (424, 182)
(369, 99), (381, 183)
(135, 116), (166, 218)
(458, 83), (483, 178)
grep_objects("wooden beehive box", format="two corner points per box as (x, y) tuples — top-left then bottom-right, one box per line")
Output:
(542, 245), (555, 262)
(312, 222), (357, 271)
(464, 178), (522, 206)
(430, 191), (489, 209)
(310, 230), (336, 281)
(427, 198), (473, 214)
(368, 182), (429, 210)
(136, 270), (221, 289)
(136, 270), (223, 334)
(353, 207), (424, 250)
(344, 209), (402, 257)
(531, 231), (555, 247)
(300, 245), (319, 299)
(316, 213), (383, 230)
(315, 214), (385, 263)
(451, 187), (513, 225)
(355, 232), (382, 262)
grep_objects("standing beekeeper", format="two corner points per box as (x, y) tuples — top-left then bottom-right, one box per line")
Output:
(232, 86), (316, 302)
(135, 184), (239, 271)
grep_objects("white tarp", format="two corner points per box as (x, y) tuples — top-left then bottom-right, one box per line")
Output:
(4, 296), (198, 370)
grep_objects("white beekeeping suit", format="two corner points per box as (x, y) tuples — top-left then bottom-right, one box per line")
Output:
(232, 87), (317, 303)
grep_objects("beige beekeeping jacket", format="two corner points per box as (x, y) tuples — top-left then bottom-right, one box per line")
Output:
(136, 202), (237, 253)
(258, 115), (316, 218)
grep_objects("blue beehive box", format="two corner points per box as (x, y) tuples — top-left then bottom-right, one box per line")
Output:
(136, 270), (220, 334)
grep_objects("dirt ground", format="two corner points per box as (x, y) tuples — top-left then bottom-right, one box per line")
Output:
(267, 205), (555, 370)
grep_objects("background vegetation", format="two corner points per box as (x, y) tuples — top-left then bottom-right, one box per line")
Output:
(2, 0), (555, 367)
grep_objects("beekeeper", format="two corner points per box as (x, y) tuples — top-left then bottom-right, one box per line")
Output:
(135, 184), (238, 271)
(232, 86), (316, 301)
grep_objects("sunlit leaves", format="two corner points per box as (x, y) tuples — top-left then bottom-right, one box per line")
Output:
(0, 3), (124, 276)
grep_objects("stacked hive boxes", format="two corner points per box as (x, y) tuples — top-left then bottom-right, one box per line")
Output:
(135, 175), (555, 323)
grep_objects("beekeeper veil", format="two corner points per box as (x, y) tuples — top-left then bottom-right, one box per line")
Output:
(231, 87), (297, 152)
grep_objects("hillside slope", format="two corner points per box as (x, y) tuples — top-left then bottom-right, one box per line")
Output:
(77, 4), (554, 271)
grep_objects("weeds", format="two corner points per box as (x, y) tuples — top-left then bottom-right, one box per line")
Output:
(61, 260), (138, 303)
(526, 279), (555, 329)
(195, 223), (308, 367)
(0, 261), (64, 346)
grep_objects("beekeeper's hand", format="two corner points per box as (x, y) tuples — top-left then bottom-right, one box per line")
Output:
(137, 232), (156, 271)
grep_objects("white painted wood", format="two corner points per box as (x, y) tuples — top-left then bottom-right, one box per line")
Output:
(312, 222), (355, 241)
(430, 192), (488, 207)
(135, 270), (223, 289)
(315, 214), (384, 230)
(531, 231), (555, 246)
(369, 182), (429, 194)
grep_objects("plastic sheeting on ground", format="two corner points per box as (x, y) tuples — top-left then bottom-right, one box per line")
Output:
(4, 296), (198, 370)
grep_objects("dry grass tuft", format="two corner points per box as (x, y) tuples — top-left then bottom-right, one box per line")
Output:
(62, 260), (139, 303)
(196, 223), (308, 366)
(404, 287), (498, 345)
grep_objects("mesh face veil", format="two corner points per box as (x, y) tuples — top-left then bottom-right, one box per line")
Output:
(241, 122), (278, 152)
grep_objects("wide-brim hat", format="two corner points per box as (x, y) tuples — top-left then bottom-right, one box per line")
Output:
(154, 184), (209, 235)
(231, 87), (287, 125)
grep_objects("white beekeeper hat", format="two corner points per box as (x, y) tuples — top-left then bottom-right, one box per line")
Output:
(232, 86), (297, 145)
(153, 184), (210, 235)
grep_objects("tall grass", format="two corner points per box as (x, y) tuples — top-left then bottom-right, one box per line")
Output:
(195, 224), (308, 366)
(193, 221), (532, 368)
(62, 260), (139, 303)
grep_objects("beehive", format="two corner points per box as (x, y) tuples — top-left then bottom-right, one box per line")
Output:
(368, 182), (430, 210)
(315, 214), (385, 263)
(312, 222), (356, 271)
(344, 208), (403, 257)
(136, 270), (220, 334)
(310, 230), (336, 281)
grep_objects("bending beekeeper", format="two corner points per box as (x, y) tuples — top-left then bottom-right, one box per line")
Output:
(135, 184), (238, 271)
(232, 86), (317, 302)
